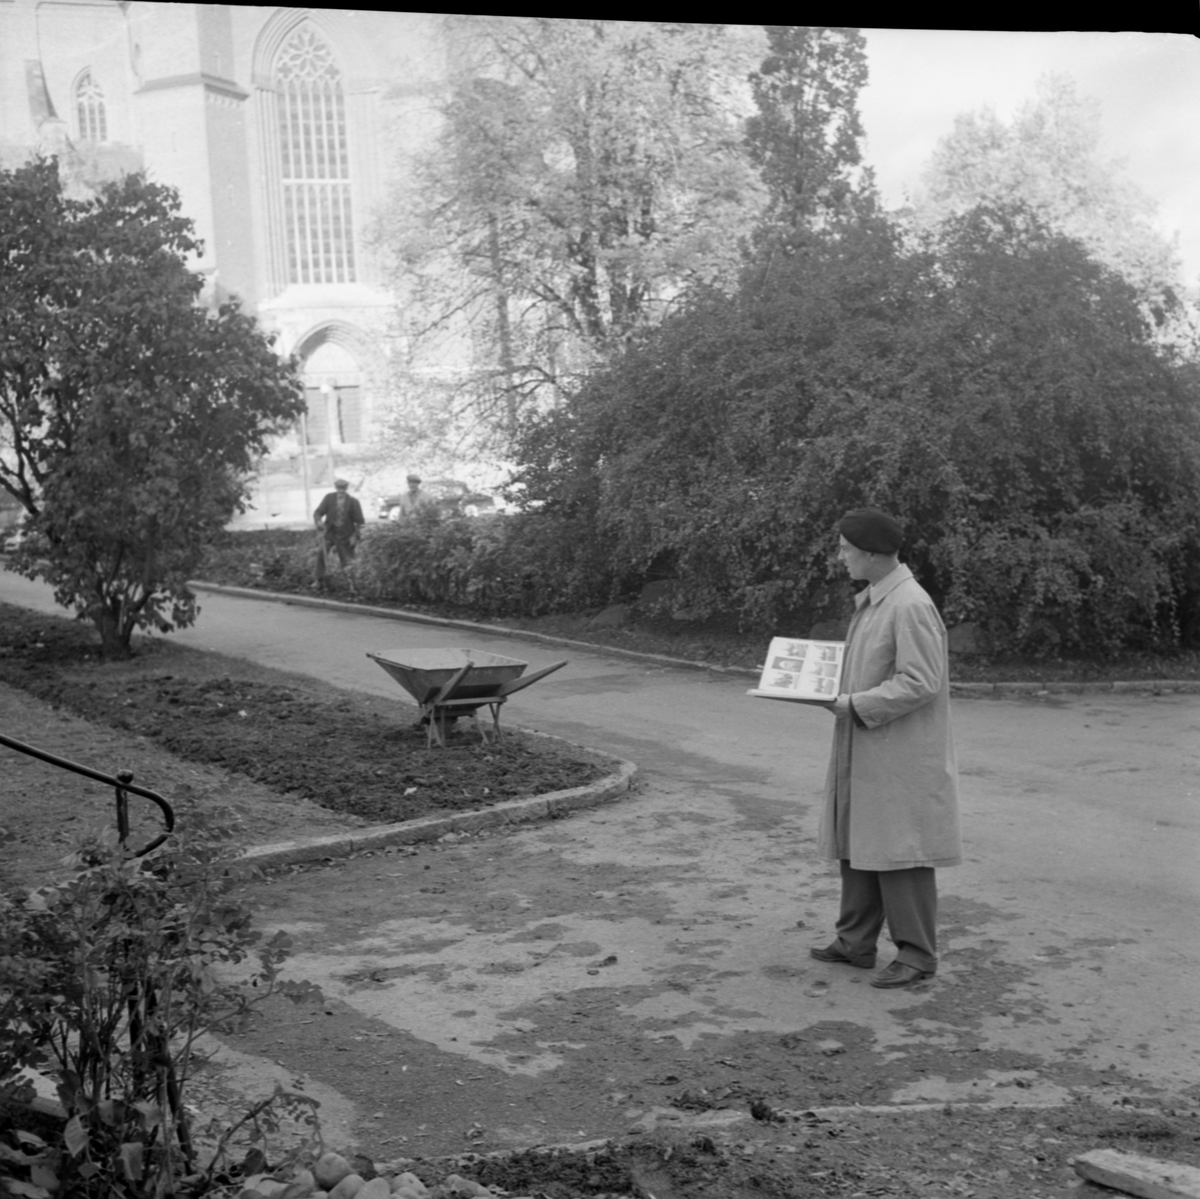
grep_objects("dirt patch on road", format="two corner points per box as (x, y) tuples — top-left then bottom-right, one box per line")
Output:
(448, 1104), (1200, 1199)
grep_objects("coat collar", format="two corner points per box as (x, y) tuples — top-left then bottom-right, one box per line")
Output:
(855, 562), (914, 609)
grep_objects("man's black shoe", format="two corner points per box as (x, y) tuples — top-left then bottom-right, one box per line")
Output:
(870, 961), (935, 989)
(809, 943), (876, 969)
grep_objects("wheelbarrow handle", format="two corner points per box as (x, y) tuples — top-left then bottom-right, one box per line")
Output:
(496, 659), (568, 697)
(430, 659), (475, 705)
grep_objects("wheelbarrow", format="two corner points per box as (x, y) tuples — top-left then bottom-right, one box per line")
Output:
(366, 648), (568, 748)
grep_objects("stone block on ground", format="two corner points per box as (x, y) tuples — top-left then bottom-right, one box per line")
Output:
(1073, 1147), (1200, 1199)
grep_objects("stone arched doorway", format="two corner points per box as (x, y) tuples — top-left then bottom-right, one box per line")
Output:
(301, 340), (363, 449)
(295, 323), (375, 451)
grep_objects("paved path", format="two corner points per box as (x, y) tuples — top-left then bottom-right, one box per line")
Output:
(3, 572), (1198, 1132)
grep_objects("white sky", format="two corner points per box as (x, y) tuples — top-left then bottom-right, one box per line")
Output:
(858, 29), (1200, 284)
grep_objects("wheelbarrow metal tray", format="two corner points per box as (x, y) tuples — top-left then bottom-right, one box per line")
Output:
(367, 648), (527, 703)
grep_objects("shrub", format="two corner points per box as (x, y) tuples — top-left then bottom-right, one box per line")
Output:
(509, 205), (1200, 655)
(352, 511), (615, 616)
(200, 512), (619, 620)
(0, 806), (321, 1197)
(0, 160), (304, 660)
(200, 528), (317, 592)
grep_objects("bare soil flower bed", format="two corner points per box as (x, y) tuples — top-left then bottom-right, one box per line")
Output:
(0, 603), (606, 828)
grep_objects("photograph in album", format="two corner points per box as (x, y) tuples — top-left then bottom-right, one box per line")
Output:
(747, 637), (845, 706)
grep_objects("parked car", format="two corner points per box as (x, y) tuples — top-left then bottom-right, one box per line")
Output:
(377, 479), (497, 520)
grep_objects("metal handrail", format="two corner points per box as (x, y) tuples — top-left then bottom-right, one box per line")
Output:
(0, 731), (175, 858)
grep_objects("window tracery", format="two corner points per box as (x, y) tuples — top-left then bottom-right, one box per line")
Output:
(75, 71), (107, 143)
(274, 25), (356, 285)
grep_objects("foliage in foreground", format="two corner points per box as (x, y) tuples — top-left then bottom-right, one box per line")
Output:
(0, 158), (305, 659)
(510, 203), (1200, 657)
(0, 808), (322, 1197)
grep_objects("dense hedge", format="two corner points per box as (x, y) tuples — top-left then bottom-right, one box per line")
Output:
(200, 509), (620, 619)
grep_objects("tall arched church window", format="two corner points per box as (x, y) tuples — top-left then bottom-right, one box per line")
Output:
(274, 26), (356, 285)
(75, 72), (107, 143)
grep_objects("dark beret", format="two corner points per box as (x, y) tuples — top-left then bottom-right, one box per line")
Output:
(838, 508), (904, 554)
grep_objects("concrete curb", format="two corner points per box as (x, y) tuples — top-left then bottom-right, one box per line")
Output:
(950, 679), (1200, 698)
(189, 581), (1200, 698)
(239, 750), (638, 871)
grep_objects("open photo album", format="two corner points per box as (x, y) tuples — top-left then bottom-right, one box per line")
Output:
(747, 637), (845, 706)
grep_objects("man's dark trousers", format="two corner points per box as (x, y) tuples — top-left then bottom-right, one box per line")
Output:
(833, 860), (938, 973)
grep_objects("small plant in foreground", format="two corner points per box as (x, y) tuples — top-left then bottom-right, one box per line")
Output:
(0, 805), (322, 1197)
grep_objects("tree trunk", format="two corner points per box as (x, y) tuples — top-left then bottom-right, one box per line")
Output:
(93, 604), (133, 660)
(488, 214), (518, 432)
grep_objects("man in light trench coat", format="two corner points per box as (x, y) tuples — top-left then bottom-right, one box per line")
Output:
(812, 508), (962, 989)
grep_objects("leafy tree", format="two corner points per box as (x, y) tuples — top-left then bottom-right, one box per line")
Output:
(0, 159), (304, 658)
(744, 25), (874, 241)
(806, 205), (1200, 654)
(918, 74), (1187, 330)
(375, 17), (764, 442)
(510, 214), (918, 625)
(512, 204), (1200, 656)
